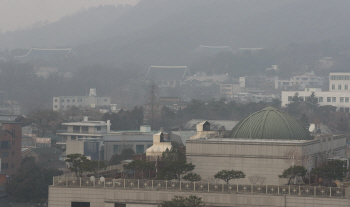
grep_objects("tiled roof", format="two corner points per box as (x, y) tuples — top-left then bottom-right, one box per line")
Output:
(146, 66), (190, 80)
(195, 45), (233, 55)
(14, 48), (76, 61)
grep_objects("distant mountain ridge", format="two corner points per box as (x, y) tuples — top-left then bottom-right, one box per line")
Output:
(1, 1), (350, 66)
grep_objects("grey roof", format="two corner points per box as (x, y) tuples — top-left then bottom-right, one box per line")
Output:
(183, 119), (239, 131)
(146, 66), (190, 80)
(14, 48), (77, 61)
(103, 134), (153, 142)
(170, 131), (197, 145)
(0, 115), (22, 121)
(30, 147), (63, 156)
(195, 45), (233, 55)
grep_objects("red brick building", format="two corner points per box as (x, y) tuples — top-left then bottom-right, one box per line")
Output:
(0, 121), (22, 177)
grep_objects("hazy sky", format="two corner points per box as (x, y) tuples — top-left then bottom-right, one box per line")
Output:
(0, 0), (139, 33)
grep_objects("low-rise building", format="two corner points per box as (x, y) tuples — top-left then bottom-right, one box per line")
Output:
(53, 88), (111, 111)
(275, 71), (324, 90)
(57, 116), (110, 143)
(220, 83), (241, 98)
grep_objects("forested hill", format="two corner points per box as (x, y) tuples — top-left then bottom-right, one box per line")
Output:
(2, 1), (350, 66)
(0, 5), (132, 49)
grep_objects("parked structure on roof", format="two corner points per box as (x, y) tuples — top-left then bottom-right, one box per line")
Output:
(145, 66), (190, 87)
(146, 132), (171, 161)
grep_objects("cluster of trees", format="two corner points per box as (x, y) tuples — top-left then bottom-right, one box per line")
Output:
(286, 92), (350, 133)
(65, 154), (106, 177)
(279, 160), (348, 186)
(102, 107), (144, 131)
(5, 157), (63, 203)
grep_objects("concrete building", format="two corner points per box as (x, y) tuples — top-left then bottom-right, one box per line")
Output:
(220, 83), (241, 98)
(282, 72), (350, 111)
(0, 121), (22, 177)
(275, 71), (324, 90)
(48, 179), (350, 207)
(57, 117), (110, 143)
(187, 107), (347, 185)
(104, 132), (154, 161)
(53, 88), (111, 111)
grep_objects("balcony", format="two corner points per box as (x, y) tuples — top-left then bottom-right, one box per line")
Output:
(56, 130), (105, 136)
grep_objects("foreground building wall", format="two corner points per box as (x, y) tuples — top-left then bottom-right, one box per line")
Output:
(186, 135), (346, 185)
(48, 186), (350, 207)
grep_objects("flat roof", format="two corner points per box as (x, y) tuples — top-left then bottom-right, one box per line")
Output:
(61, 122), (107, 126)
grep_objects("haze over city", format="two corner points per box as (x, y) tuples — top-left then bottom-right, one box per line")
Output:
(0, 1), (350, 207)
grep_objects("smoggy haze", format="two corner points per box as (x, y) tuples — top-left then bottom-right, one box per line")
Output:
(0, 0), (138, 33)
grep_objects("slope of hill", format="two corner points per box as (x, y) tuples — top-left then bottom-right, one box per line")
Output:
(0, 5), (132, 49)
(2, 1), (350, 67)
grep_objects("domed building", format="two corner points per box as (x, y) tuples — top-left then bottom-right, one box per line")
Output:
(186, 107), (347, 185)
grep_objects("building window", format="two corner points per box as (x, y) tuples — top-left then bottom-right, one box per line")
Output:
(113, 145), (121, 154)
(12, 151), (15, 156)
(72, 99), (75, 102)
(346, 97), (349, 103)
(62, 99), (64, 102)
(71, 136), (76, 140)
(12, 140), (15, 145)
(54, 105), (58, 108)
(11, 164), (15, 169)
(104, 99), (107, 102)
(318, 97), (323, 102)
(338, 85), (342, 90)
(346, 85), (349, 90)
(96, 126), (101, 131)
(62, 106), (64, 109)
(55, 99), (58, 102)
(81, 126), (88, 132)
(12, 129), (15, 135)
(1, 152), (8, 157)
(340, 97), (344, 102)
(67, 99), (70, 102)
(0, 141), (10, 149)
(1, 163), (8, 169)
(71, 202), (90, 207)
(332, 97), (336, 102)
(327, 97), (331, 102)
(288, 96), (292, 101)
(332, 84), (335, 90)
(67, 105), (70, 108)
(136, 145), (144, 154)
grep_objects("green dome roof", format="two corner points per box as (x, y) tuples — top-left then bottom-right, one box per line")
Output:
(229, 107), (311, 140)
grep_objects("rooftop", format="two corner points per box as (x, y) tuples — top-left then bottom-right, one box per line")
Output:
(229, 107), (311, 140)
(146, 66), (190, 80)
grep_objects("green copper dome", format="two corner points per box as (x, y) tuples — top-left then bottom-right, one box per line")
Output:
(229, 107), (311, 140)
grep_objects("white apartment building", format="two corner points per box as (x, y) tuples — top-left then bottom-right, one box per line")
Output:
(282, 72), (350, 111)
(275, 71), (324, 90)
(52, 88), (111, 111)
(329, 72), (350, 91)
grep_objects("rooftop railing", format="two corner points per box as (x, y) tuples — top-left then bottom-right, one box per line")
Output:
(52, 177), (349, 198)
